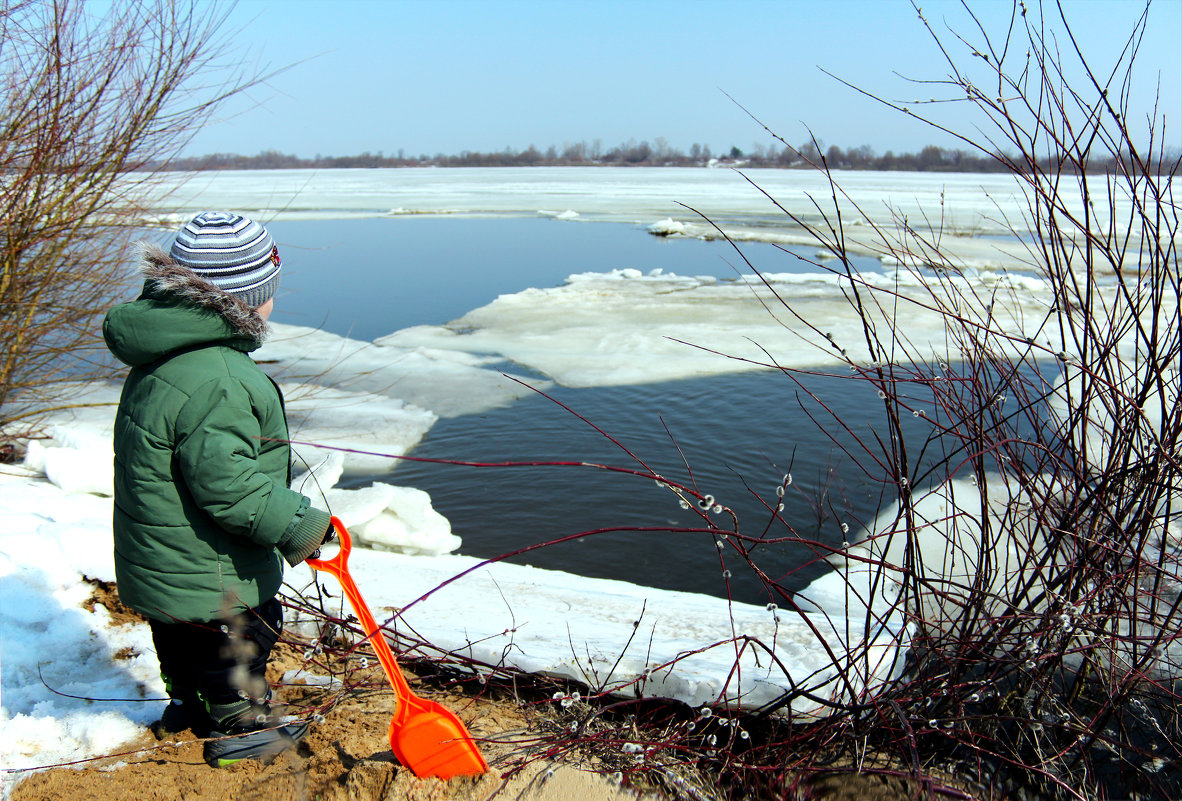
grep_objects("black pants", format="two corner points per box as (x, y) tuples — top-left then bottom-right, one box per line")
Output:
(148, 597), (283, 707)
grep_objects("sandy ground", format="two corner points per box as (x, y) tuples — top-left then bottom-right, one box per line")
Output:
(6, 681), (998, 801)
(9, 579), (658, 801)
(8, 582), (994, 801)
(7, 696), (989, 801)
(9, 638), (652, 801)
(9, 689), (644, 801)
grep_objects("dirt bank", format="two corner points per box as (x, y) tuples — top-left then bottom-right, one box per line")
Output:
(8, 582), (994, 801)
(10, 642), (649, 801)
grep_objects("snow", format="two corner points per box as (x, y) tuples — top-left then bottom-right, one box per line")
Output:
(838, 477), (1047, 629)
(342, 549), (907, 710)
(258, 323), (550, 420)
(1, 374), (906, 793)
(0, 473), (162, 785)
(136, 168), (1047, 235)
(378, 266), (1058, 387)
(1048, 359), (1182, 471)
(538, 209), (580, 220)
(23, 426), (114, 497)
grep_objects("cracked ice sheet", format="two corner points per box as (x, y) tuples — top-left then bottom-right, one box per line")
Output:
(377, 267), (1058, 388)
(12, 377), (440, 485)
(257, 322), (551, 418)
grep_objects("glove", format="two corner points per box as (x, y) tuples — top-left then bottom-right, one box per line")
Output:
(307, 523), (337, 561)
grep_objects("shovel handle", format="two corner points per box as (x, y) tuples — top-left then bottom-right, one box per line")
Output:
(307, 517), (416, 712)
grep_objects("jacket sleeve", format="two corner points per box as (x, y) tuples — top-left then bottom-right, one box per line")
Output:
(174, 376), (330, 565)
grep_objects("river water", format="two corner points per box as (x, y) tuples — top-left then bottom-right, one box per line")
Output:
(138, 168), (1047, 604)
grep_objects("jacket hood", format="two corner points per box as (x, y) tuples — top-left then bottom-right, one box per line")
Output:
(104, 244), (269, 367)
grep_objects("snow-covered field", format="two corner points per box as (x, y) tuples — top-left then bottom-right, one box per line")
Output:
(139, 166), (1098, 242)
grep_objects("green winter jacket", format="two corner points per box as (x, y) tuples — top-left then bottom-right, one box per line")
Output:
(103, 248), (330, 622)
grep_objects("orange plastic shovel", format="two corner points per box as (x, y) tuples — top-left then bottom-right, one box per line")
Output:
(307, 516), (489, 779)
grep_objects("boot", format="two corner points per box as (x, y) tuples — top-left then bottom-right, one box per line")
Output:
(151, 694), (213, 738)
(202, 695), (309, 767)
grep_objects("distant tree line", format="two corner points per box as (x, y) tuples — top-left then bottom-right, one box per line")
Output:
(159, 138), (1178, 174)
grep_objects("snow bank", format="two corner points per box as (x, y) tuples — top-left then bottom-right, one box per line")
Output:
(336, 549), (906, 713)
(23, 425), (115, 497)
(290, 451), (460, 555)
(0, 475), (162, 788)
(841, 473), (1182, 678)
(1047, 361), (1181, 471)
(839, 477), (1046, 628)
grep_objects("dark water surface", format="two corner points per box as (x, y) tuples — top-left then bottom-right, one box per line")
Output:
(266, 218), (908, 604)
(392, 372), (928, 606)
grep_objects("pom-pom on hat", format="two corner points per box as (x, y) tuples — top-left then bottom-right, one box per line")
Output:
(170, 211), (281, 309)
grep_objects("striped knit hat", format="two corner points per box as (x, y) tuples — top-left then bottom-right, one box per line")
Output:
(170, 211), (281, 309)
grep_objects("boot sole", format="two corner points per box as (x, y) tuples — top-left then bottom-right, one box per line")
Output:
(203, 721), (310, 767)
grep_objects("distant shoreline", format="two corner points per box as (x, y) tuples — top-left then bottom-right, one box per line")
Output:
(153, 140), (1166, 175)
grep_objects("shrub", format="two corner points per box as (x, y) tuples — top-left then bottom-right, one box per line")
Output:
(0, 0), (261, 435)
(709, 1), (1181, 797)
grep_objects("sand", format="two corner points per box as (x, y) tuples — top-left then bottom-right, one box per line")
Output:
(9, 646), (651, 801)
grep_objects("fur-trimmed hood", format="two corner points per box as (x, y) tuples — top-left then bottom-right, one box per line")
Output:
(102, 244), (269, 368)
(138, 243), (268, 341)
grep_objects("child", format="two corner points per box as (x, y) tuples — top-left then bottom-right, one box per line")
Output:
(103, 211), (334, 767)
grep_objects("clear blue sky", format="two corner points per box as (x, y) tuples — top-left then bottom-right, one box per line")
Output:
(184, 0), (1182, 158)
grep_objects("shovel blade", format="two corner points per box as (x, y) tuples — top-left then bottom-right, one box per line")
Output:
(390, 702), (489, 779)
